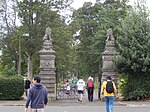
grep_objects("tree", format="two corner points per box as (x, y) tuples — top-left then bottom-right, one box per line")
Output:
(0, 0), (19, 74)
(71, 2), (101, 77)
(17, 0), (74, 79)
(0, 0), (17, 37)
(71, 0), (130, 77)
(115, 1), (150, 100)
(0, 0), (74, 79)
(91, 0), (130, 77)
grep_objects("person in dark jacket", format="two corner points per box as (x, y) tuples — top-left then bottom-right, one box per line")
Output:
(25, 76), (48, 112)
(25, 77), (31, 97)
(98, 78), (101, 100)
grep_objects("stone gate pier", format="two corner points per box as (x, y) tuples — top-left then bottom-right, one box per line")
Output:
(101, 28), (118, 84)
(39, 27), (56, 100)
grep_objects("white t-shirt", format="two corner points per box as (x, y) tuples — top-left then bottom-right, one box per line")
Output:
(66, 85), (70, 90)
(77, 79), (85, 91)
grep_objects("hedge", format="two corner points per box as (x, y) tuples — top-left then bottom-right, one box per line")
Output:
(0, 76), (24, 100)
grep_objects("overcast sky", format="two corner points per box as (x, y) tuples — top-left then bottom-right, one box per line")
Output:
(71, 0), (96, 9)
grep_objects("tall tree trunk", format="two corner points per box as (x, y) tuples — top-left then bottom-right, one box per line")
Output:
(28, 53), (33, 80)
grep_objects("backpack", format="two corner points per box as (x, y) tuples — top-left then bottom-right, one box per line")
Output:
(87, 80), (93, 87)
(25, 80), (31, 89)
(106, 81), (114, 93)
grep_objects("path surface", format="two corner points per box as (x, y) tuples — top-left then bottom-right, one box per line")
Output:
(0, 105), (150, 112)
(0, 91), (150, 112)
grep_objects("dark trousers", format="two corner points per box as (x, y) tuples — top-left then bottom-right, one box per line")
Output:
(98, 88), (101, 100)
(87, 87), (94, 101)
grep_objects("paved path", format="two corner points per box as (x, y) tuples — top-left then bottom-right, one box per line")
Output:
(0, 91), (150, 107)
(0, 97), (150, 112)
(0, 91), (150, 112)
(0, 105), (150, 112)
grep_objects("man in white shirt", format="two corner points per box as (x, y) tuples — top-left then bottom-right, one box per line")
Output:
(77, 76), (85, 102)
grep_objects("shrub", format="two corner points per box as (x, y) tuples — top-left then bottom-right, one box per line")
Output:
(0, 75), (24, 100)
(119, 74), (150, 101)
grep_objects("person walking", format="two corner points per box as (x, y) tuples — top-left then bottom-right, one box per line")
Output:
(98, 78), (101, 100)
(77, 76), (85, 102)
(25, 77), (31, 97)
(86, 77), (94, 102)
(64, 79), (71, 94)
(100, 76), (117, 112)
(25, 76), (48, 112)
(71, 77), (78, 88)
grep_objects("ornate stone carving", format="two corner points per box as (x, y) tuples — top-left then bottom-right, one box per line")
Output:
(106, 28), (114, 41)
(42, 27), (53, 50)
(39, 27), (56, 100)
(101, 28), (118, 84)
(43, 27), (52, 41)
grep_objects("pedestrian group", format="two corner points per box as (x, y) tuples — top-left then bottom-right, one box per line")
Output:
(24, 75), (117, 112)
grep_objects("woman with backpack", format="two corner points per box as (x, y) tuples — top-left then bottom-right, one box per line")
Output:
(86, 76), (94, 102)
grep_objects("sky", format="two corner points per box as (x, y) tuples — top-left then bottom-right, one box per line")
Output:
(129, 0), (150, 9)
(71, 0), (96, 9)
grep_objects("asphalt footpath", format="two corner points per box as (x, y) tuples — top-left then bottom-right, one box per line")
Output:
(0, 99), (150, 107)
(0, 92), (150, 107)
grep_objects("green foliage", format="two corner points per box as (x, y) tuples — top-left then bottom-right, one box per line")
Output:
(0, 76), (24, 100)
(3, 65), (16, 76)
(115, 4), (150, 75)
(0, 61), (16, 76)
(119, 75), (150, 100)
(53, 26), (73, 78)
(71, 0), (130, 77)
(17, 1), (74, 78)
(115, 2), (150, 100)
(71, 2), (103, 76)
(0, 0), (74, 78)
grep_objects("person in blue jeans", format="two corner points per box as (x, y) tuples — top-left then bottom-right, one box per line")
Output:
(100, 76), (117, 112)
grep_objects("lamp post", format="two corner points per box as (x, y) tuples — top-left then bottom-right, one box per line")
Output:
(18, 33), (29, 75)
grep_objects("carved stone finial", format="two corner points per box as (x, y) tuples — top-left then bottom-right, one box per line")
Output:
(42, 27), (53, 50)
(106, 28), (113, 41)
(43, 27), (52, 41)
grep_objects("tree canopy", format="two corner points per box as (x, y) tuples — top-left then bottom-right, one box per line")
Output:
(115, 2), (150, 100)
